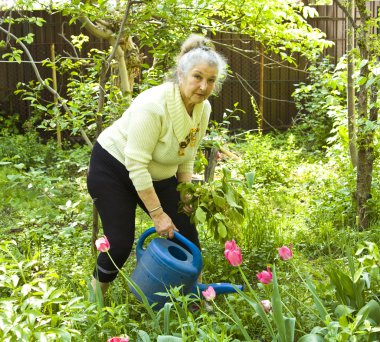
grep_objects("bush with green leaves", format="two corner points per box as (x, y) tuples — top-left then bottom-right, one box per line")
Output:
(0, 132), (57, 169)
(178, 167), (247, 242)
(292, 57), (347, 151)
(231, 132), (302, 186)
(0, 240), (84, 341)
(14, 46), (131, 143)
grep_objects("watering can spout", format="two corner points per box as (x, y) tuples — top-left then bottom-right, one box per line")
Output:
(196, 282), (243, 295)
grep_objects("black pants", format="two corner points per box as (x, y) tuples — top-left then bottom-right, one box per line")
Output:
(87, 142), (199, 282)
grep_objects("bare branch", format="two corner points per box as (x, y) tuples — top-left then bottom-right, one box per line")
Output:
(6, 10), (13, 45)
(58, 21), (79, 59)
(213, 40), (309, 73)
(235, 72), (295, 104)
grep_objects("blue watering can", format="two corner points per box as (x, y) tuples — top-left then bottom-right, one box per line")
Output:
(130, 227), (243, 309)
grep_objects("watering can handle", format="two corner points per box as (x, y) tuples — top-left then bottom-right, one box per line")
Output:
(136, 227), (203, 271)
(136, 227), (156, 261)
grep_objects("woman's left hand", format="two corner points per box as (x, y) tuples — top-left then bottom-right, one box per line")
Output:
(180, 193), (194, 214)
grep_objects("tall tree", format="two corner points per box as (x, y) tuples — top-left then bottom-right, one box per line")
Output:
(335, 0), (379, 229)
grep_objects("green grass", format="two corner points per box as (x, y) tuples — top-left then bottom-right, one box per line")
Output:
(1, 131), (379, 341)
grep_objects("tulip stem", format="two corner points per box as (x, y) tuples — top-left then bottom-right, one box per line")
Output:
(238, 266), (260, 302)
(211, 300), (239, 325)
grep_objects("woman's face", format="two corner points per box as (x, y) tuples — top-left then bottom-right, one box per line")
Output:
(179, 63), (218, 112)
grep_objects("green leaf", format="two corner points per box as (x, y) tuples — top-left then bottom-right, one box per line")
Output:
(365, 77), (376, 89)
(234, 287), (276, 338)
(157, 336), (183, 342)
(24, 33), (35, 44)
(137, 330), (151, 342)
(212, 192), (226, 207)
(359, 59), (368, 68)
(353, 267), (365, 283)
(217, 221), (227, 238)
(298, 334), (325, 342)
(284, 316), (296, 342)
(163, 302), (172, 335)
(35, 104), (47, 111)
(229, 210), (245, 224)
(271, 265), (288, 341)
(325, 268), (355, 306)
(35, 18), (46, 27)
(357, 76), (367, 86)
(225, 189), (240, 208)
(245, 171), (255, 188)
(225, 299), (253, 341)
(356, 299), (380, 326)
(194, 207), (207, 224)
(334, 304), (355, 320)
(304, 276), (328, 322)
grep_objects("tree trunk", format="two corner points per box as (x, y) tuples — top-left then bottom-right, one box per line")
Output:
(346, 0), (357, 167)
(204, 147), (218, 182)
(355, 45), (371, 230)
(354, 0), (376, 229)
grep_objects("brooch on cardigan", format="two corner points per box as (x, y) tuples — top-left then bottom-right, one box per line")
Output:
(178, 126), (200, 156)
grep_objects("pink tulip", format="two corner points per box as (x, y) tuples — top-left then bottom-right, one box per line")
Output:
(107, 337), (129, 342)
(224, 239), (242, 267)
(95, 236), (110, 252)
(260, 299), (272, 313)
(278, 244), (293, 260)
(257, 266), (273, 284)
(202, 286), (216, 301)
(224, 239), (237, 252)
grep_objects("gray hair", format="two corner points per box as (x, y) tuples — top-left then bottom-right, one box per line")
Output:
(171, 35), (228, 94)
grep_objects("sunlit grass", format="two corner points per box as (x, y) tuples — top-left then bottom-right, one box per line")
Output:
(1, 131), (380, 340)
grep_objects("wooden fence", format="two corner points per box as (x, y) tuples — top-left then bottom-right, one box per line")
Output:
(0, 3), (379, 132)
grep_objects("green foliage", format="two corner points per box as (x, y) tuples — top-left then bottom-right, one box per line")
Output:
(178, 167), (247, 242)
(233, 243), (380, 342)
(292, 57), (347, 150)
(203, 103), (244, 149)
(1, 125), (380, 340)
(0, 132), (56, 169)
(0, 240), (83, 340)
(14, 46), (130, 140)
(232, 132), (300, 185)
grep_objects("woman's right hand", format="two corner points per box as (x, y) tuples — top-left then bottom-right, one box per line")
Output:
(150, 210), (178, 239)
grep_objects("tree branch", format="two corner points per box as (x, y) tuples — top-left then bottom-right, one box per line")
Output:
(213, 40), (309, 73)
(107, 0), (139, 64)
(59, 21), (79, 59)
(96, 0), (139, 132)
(333, 0), (358, 30)
(79, 16), (113, 40)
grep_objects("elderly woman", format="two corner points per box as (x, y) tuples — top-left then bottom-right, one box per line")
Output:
(87, 34), (227, 297)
